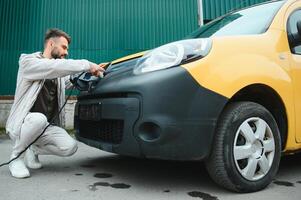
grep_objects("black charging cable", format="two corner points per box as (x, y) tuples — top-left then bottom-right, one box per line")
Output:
(0, 85), (75, 168)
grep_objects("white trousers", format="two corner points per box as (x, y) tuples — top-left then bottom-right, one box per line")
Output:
(11, 112), (77, 157)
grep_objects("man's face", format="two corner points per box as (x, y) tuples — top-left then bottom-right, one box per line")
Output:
(50, 36), (69, 59)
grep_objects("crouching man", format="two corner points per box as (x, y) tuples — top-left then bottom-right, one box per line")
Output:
(6, 28), (105, 178)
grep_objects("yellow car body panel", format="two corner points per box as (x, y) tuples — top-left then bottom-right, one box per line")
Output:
(111, 51), (146, 64)
(182, 0), (301, 152)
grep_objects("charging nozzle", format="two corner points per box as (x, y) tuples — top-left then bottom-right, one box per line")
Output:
(70, 72), (102, 92)
(103, 62), (112, 76)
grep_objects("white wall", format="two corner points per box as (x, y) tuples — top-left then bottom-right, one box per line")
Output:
(0, 100), (77, 129)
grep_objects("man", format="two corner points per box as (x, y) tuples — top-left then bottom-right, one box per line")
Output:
(6, 28), (105, 178)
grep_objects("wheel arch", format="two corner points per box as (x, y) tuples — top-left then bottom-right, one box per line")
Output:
(222, 84), (288, 150)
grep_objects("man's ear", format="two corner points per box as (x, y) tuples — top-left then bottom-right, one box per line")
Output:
(46, 39), (56, 49)
(49, 39), (54, 47)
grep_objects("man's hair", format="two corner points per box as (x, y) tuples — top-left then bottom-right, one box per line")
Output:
(44, 28), (71, 45)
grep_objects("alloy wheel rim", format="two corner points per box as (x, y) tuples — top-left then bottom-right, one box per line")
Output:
(233, 117), (275, 181)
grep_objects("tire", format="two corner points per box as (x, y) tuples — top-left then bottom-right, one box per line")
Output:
(205, 101), (281, 193)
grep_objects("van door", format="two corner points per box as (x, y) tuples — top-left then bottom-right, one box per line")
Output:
(287, 8), (301, 143)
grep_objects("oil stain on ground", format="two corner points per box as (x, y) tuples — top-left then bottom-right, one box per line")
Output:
(273, 180), (295, 187)
(80, 164), (96, 168)
(88, 182), (131, 191)
(188, 191), (218, 200)
(110, 183), (131, 189)
(94, 173), (113, 178)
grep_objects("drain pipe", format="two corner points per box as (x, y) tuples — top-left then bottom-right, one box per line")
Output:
(197, 0), (204, 26)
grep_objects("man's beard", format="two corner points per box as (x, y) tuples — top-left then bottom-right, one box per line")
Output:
(51, 47), (64, 59)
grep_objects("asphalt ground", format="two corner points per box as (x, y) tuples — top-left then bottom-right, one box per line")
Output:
(1, 134), (301, 200)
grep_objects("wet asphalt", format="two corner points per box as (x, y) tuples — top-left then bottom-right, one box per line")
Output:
(0, 134), (301, 200)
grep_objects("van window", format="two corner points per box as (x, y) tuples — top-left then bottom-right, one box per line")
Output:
(187, 1), (284, 38)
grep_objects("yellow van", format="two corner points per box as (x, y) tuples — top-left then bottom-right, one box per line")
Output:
(74, 0), (301, 192)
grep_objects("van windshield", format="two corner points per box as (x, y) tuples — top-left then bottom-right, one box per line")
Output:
(187, 1), (284, 38)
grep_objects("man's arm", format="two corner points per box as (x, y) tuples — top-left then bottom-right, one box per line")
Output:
(21, 53), (93, 80)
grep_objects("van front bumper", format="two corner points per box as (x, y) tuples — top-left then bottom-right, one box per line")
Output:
(74, 66), (228, 160)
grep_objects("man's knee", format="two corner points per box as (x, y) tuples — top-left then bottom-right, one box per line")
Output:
(59, 141), (78, 157)
(24, 113), (48, 130)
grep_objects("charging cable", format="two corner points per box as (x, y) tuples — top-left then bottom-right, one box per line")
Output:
(0, 85), (75, 167)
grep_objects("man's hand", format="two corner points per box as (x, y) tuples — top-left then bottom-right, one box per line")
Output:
(99, 62), (110, 69)
(89, 63), (105, 77)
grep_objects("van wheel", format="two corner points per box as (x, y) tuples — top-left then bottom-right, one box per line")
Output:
(205, 102), (281, 192)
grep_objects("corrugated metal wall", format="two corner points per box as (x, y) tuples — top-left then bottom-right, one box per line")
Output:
(202, 0), (268, 21)
(0, 0), (198, 95)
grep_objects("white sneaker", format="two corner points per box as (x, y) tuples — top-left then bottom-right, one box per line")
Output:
(24, 148), (42, 169)
(9, 157), (30, 178)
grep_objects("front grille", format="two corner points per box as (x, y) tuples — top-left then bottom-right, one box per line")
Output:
(78, 119), (124, 144)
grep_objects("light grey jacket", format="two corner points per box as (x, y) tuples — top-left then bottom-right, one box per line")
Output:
(6, 52), (91, 140)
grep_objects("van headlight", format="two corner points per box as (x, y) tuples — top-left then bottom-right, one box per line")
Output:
(134, 38), (212, 74)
